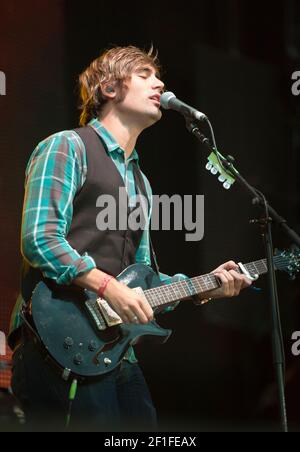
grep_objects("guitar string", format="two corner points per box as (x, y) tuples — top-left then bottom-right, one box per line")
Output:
(143, 256), (298, 308)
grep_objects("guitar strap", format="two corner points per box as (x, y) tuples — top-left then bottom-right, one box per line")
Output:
(131, 161), (160, 276)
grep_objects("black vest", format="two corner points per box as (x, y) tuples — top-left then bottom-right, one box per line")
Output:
(20, 126), (149, 302)
(68, 126), (148, 275)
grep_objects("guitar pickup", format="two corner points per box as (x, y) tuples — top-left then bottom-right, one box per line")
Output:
(85, 299), (108, 331)
(97, 298), (123, 327)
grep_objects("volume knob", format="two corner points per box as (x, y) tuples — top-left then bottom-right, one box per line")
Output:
(88, 340), (97, 352)
(73, 354), (84, 365)
(63, 337), (74, 350)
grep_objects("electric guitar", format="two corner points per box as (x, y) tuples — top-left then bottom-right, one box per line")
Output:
(29, 248), (300, 379)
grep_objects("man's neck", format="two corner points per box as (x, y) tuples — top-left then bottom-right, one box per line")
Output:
(99, 113), (141, 159)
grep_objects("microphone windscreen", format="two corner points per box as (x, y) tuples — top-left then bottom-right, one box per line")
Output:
(160, 91), (176, 109)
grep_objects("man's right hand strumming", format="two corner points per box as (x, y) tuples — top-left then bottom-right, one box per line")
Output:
(104, 278), (154, 324)
(74, 268), (153, 324)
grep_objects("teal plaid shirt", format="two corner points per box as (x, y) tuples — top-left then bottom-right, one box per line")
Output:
(21, 118), (153, 283)
(10, 118), (182, 359)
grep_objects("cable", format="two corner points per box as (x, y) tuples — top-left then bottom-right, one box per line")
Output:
(66, 379), (78, 429)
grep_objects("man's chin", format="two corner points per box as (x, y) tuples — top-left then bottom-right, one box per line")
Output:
(148, 109), (162, 124)
(130, 108), (162, 130)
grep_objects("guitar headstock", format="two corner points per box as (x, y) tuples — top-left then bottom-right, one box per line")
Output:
(206, 152), (236, 190)
(274, 248), (300, 280)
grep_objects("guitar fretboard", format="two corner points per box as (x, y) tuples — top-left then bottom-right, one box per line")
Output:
(144, 258), (270, 309)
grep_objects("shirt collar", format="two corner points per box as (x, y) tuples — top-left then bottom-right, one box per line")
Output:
(88, 118), (139, 162)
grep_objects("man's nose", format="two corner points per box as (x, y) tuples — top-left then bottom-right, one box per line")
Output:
(153, 78), (165, 92)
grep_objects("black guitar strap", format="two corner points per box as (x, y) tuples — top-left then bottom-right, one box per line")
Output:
(132, 161), (160, 276)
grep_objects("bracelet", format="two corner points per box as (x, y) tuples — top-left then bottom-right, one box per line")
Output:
(97, 275), (115, 298)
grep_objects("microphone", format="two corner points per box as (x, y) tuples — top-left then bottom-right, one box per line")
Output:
(160, 91), (207, 122)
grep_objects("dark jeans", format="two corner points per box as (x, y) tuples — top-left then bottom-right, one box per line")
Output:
(11, 338), (157, 431)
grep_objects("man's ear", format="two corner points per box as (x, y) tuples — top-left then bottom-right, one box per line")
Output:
(101, 83), (117, 99)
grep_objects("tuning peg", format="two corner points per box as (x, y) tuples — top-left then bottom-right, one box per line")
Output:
(223, 181), (231, 190)
(206, 162), (212, 171)
(211, 166), (218, 175)
(218, 175), (226, 183)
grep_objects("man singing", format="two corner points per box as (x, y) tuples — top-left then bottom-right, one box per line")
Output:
(9, 46), (251, 430)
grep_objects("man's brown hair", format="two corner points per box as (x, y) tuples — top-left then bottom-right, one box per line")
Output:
(78, 45), (161, 126)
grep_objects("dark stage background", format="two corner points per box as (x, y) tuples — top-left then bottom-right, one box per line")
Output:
(1, 0), (300, 431)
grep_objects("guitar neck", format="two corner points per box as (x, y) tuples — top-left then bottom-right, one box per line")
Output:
(144, 258), (271, 310)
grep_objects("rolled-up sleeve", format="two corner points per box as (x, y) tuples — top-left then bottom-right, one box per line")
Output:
(21, 131), (96, 285)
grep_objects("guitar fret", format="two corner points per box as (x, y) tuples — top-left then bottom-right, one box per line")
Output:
(260, 260), (268, 272)
(165, 284), (179, 302)
(253, 261), (263, 274)
(175, 282), (190, 299)
(154, 288), (167, 306)
(148, 288), (163, 308)
(257, 263), (267, 273)
(187, 279), (198, 297)
(192, 274), (220, 292)
(171, 284), (183, 300)
(246, 262), (257, 276)
(245, 259), (268, 276)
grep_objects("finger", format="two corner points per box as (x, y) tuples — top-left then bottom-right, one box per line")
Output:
(120, 311), (131, 324)
(241, 275), (253, 289)
(228, 270), (243, 296)
(215, 261), (239, 273)
(215, 272), (230, 297)
(128, 313), (140, 324)
(217, 269), (235, 294)
(130, 303), (150, 324)
(229, 270), (253, 289)
(138, 298), (154, 322)
(126, 287), (153, 322)
(214, 271), (232, 297)
(120, 305), (140, 324)
(224, 270), (235, 296)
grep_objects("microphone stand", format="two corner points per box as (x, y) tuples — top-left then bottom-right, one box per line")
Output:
(186, 119), (300, 433)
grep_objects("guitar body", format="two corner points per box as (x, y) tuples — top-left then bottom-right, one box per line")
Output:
(31, 264), (172, 379)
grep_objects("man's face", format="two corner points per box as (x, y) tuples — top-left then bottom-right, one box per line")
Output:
(116, 65), (165, 129)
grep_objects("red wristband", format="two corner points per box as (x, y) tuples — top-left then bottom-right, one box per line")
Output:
(97, 275), (115, 298)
